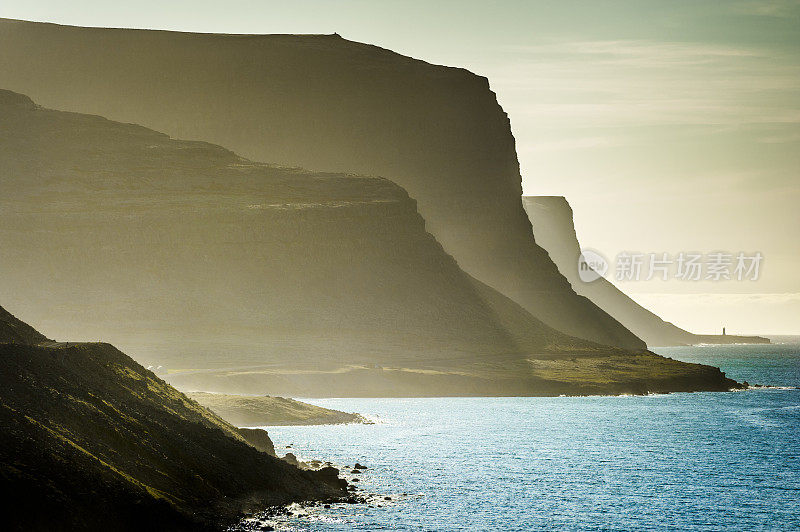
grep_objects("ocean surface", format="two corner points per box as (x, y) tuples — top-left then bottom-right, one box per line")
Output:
(253, 342), (800, 531)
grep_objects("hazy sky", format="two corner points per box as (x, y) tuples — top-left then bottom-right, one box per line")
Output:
(2, 0), (798, 334)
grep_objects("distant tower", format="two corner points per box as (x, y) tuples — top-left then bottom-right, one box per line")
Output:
(722, 327), (726, 336)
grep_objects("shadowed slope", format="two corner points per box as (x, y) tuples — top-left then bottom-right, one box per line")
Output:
(0, 89), (623, 395)
(0, 306), (346, 531)
(0, 17), (644, 350)
(0, 90), (740, 396)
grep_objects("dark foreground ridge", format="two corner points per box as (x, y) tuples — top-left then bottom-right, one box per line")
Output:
(0, 305), (348, 531)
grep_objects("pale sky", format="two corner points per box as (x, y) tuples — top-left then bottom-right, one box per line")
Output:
(2, 0), (798, 334)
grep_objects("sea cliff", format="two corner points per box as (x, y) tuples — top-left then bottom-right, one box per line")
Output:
(0, 90), (740, 396)
(0, 17), (644, 350)
(522, 196), (770, 347)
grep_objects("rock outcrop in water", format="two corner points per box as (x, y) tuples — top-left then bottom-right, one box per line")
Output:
(0, 90), (740, 396)
(237, 428), (277, 456)
(0, 304), (346, 531)
(522, 196), (771, 347)
(0, 17), (644, 350)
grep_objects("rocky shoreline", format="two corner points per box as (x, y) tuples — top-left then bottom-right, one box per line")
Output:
(227, 459), (403, 532)
(0, 305), (351, 531)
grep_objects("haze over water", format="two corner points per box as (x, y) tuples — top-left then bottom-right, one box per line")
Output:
(259, 342), (800, 531)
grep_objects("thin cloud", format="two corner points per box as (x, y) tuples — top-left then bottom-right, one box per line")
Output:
(732, 0), (800, 17)
(485, 39), (800, 129)
(528, 135), (631, 152)
(504, 40), (766, 63)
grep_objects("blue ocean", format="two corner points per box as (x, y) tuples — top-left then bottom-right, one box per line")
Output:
(255, 341), (800, 531)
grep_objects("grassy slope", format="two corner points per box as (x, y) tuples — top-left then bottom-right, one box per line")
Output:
(189, 393), (367, 426)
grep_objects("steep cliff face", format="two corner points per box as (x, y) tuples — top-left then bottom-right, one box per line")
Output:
(0, 306), (345, 531)
(0, 17), (644, 350)
(0, 91), (742, 396)
(522, 196), (770, 346)
(0, 89), (626, 395)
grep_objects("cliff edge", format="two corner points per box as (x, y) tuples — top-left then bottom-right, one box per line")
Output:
(0, 88), (631, 396)
(0, 91), (742, 396)
(0, 17), (644, 350)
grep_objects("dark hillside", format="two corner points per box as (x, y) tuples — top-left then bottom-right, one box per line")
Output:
(0, 307), (345, 531)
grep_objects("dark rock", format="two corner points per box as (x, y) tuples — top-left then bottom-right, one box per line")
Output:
(282, 452), (300, 467)
(311, 466), (348, 491)
(237, 427), (276, 456)
(0, 89), (36, 111)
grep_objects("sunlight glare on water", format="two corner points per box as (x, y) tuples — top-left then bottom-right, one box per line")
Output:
(258, 344), (800, 531)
